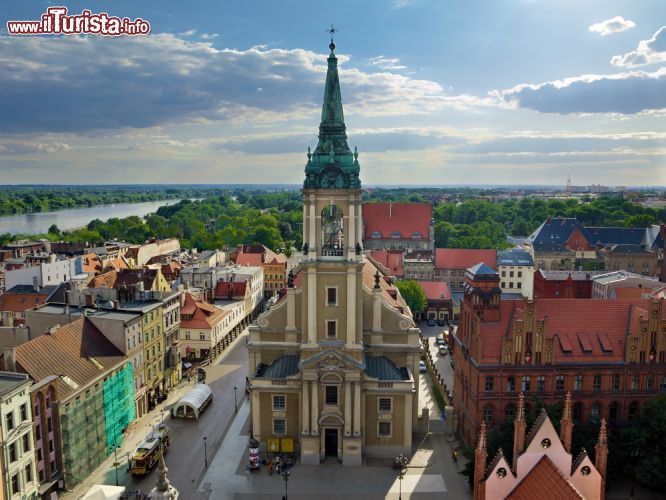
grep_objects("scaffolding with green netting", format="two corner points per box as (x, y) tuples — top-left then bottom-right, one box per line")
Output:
(103, 362), (136, 454)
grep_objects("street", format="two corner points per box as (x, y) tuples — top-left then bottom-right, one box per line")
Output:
(63, 329), (250, 499)
(419, 322), (455, 392)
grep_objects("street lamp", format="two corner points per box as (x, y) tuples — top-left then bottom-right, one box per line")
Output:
(282, 469), (290, 500)
(112, 442), (120, 486)
(203, 436), (208, 468)
(395, 454), (408, 500)
(160, 409), (165, 424)
(233, 386), (238, 413)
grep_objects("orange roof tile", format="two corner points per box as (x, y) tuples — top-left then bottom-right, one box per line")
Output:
(88, 270), (118, 288)
(507, 455), (583, 499)
(477, 299), (649, 364)
(435, 248), (497, 270)
(236, 253), (264, 266)
(417, 280), (451, 301)
(368, 249), (404, 277)
(0, 292), (49, 313)
(363, 203), (432, 240)
(180, 294), (229, 329)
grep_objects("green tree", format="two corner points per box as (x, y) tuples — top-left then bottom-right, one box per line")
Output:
(48, 224), (60, 236)
(395, 280), (428, 316)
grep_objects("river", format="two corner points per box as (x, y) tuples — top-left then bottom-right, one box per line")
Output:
(0, 199), (185, 235)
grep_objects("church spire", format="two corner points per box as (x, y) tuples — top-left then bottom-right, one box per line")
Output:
(304, 34), (360, 190)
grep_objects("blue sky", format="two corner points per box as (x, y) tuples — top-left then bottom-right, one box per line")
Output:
(1, 0), (665, 185)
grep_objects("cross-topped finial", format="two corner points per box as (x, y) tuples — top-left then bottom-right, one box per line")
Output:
(327, 24), (338, 52)
(328, 24), (337, 43)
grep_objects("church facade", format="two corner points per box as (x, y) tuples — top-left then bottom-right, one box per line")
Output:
(246, 40), (421, 465)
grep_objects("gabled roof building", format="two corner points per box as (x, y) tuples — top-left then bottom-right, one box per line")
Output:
(452, 261), (666, 453)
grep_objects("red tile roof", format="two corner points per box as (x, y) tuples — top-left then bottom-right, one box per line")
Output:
(368, 250), (405, 277)
(236, 253), (264, 267)
(477, 299), (649, 364)
(0, 292), (49, 314)
(88, 270), (118, 289)
(417, 280), (451, 301)
(435, 248), (497, 270)
(362, 203), (432, 240)
(180, 293), (229, 330)
(507, 455), (583, 499)
(214, 281), (247, 299)
(14, 318), (127, 388)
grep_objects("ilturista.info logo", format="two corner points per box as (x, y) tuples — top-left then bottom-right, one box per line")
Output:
(7, 7), (150, 36)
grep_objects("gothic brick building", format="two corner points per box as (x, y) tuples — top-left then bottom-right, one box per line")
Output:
(452, 261), (666, 448)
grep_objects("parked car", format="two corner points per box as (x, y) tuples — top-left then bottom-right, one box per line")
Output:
(427, 318), (436, 327)
(436, 336), (447, 346)
(418, 360), (427, 373)
(439, 346), (448, 355)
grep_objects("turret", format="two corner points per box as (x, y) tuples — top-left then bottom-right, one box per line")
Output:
(595, 418), (608, 483)
(463, 262), (501, 322)
(560, 392), (573, 453)
(512, 392), (526, 472)
(473, 421), (488, 500)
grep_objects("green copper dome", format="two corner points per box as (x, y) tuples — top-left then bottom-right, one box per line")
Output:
(304, 42), (361, 190)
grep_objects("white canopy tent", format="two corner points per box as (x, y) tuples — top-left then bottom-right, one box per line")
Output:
(171, 384), (213, 419)
(81, 484), (126, 499)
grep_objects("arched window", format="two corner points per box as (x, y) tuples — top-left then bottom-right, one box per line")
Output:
(609, 401), (619, 421)
(483, 404), (493, 424)
(538, 260), (545, 270)
(628, 401), (639, 419)
(572, 402), (583, 422)
(371, 230), (382, 239)
(390, 231), (402, 239)
(590, 402), (600, 420)
(412, 231), (423, 239)
(612, 262), (620, 271)
(550, 261), (558, 271)
(536, 376), (545, 392)
(627, 261), (634, 273)
(505, 404), (516, 419)
(321, 205), (344, 256)
(642, 262), (650, 274)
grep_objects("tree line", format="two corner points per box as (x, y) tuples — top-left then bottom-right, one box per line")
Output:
(1, 190), (663, 254)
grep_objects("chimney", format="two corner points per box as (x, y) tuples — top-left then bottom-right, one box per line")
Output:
(512, 392), (526, 472)
(32, 276), (40, 292)
(47, 325), (59, 335)
(3, 347), (16, 372)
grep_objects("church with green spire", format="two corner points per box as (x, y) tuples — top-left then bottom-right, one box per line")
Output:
(247, 38), (420, 466)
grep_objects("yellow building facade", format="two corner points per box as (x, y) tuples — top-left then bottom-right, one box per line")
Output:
(247, 40), (420, 465)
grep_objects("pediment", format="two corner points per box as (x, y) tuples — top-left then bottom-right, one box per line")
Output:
(299, 348), (363, 371)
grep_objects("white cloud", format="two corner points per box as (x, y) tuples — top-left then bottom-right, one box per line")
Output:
(0, 34), (491, 133)
(611, 26), (666, 67)
(0, 141), (71, 155)
(200, 33), (219, 40)
(178, 29), (197, 36)
(391, 0), (415, 9)
(367, 56), (406, 71)
(499, 67), (666, 114)
(588, 16), (635, 36)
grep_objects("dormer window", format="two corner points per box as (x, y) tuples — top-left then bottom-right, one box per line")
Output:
(371, 231), (382, 239)
(412, 231), (422, 239)
(390, 231), (401, 239)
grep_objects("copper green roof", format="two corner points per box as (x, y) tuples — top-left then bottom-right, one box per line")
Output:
(364, 355), (409, 381)
(304, 41), (361, 190)
(255, 355), (300, 379)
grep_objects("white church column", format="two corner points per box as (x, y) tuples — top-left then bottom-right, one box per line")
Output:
(308, 268), (317, 344)
(353, 381), (361, 436)
(348, 202), (356, 252)
(346, 269), (356, 346)
(311, 381), (319, 435)
(344, 381), (352, 436)
(302, 381), (310, 435)
(308, 197), (316, 255)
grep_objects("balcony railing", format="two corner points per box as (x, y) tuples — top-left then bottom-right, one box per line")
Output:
(321, 245), (344, 257)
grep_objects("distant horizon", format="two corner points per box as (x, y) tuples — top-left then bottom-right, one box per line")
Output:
(0, 183), (665, 190)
